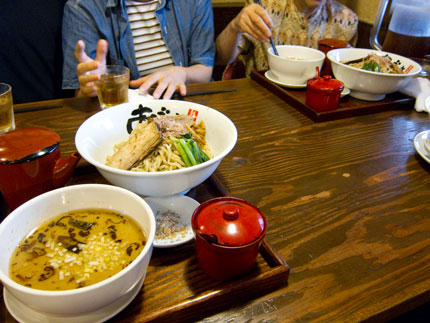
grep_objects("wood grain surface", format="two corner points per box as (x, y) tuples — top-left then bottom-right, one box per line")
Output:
(1, 78), (430, 322)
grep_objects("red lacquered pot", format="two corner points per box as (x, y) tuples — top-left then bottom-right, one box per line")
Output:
(317, 39), (351, 76)
(191, 197), (267, 281)
(0, 128), (81, 211)
(306, 75), (344, 112)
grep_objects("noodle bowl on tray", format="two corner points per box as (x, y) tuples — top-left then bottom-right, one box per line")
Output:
(327, 48), (421, 101)
(75, 100), (237, 197)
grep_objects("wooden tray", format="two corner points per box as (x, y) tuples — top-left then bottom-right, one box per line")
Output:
(109, 174), (290, 323)
(251, 70), (415, 122)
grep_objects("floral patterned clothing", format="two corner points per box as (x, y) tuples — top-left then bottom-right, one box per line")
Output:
(239, 0), (358, 76)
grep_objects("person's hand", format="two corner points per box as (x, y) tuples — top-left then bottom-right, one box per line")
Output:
(129, 66), (187, 99)
(74, 39), (108, 97)
(231, 3), (273, 42)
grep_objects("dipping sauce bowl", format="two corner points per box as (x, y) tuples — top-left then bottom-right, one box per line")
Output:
(306, 75), (344, 112)
(191, 197), (267, 281)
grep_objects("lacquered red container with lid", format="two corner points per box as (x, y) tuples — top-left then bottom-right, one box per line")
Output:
(306, 75), (344, 112)
(0, 128), (80, 211)
(191, 197), (267, 281)
(317, 39), (351, 76)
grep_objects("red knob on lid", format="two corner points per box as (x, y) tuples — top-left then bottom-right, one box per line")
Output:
(192, 197), (267, 246)
(307, 75), (344, 93)
(223, 206), (239, 221)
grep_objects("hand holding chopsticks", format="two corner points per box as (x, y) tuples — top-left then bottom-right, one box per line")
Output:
(253, 0), (278, 55)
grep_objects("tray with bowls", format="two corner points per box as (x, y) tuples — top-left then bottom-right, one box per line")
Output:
(251, 70), (415, 123)
(0, 175), (289, 323)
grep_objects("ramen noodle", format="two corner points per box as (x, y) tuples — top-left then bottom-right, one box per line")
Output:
(106, 115), (212, 172)
(9, 209), (146, 291)
(343, 53), (404, 74)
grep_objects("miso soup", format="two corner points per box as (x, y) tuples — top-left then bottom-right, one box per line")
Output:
(10, 209), (146, 291)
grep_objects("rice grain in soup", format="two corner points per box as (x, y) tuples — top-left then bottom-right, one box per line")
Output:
(9, 209), (146, 291)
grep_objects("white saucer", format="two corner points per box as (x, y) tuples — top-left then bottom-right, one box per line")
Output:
(414, 130), (430, 164)
(264, 70), (307, 88)
(341, 87), (350, 98)
(3, 276), (144, 323)
(144, 195), (199, 248)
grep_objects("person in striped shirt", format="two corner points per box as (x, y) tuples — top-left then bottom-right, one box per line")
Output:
(62, 0), (214, 99)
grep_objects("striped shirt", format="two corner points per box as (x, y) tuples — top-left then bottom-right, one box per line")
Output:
(125, 0), (174, 76)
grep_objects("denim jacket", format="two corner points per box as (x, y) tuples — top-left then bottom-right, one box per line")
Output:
(62, 0), (215, 89)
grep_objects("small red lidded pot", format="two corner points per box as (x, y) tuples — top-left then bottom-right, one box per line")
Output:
(0, 128), (81, 211)
(306, 75), (344, 112)
(191, 197), (267, 281)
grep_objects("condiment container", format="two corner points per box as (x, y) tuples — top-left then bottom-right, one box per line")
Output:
(317, 39), (351, 76)
(191, 197), (267, 281)
(0, 128), (81, 211)
(306, 75), (344, 112)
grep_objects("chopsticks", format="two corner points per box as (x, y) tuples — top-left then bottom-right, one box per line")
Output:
(171, 88), (236, 99)
(15, 105), (63, 114)
(14, 88), (237, 113)
(254, 0), (278, 56)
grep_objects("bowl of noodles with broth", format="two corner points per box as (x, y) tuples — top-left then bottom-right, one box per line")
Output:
(327, 48), (421, 101)
(75, 100), (237, 196)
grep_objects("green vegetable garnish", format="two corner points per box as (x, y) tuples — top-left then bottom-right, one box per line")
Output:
(362, 61), (381, 72)
(171, 133), (210, 167)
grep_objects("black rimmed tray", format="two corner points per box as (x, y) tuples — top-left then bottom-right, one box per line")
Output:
(251, 70), (415, 122)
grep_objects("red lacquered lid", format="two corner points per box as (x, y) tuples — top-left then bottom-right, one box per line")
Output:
(318, 39), (351, 50)
(307, 75), (344, 94)
(0, 128), (60, 163)
(192, 197), (267, 246)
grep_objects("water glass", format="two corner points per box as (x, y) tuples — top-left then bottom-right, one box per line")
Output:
(0, 83), (15, 134)
(94, 65), (130, 109)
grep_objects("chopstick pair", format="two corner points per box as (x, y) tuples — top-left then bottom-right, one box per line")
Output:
(15, 105), (63, 114)
(253, 0), (279, 56)
(171, 88), (236, 99)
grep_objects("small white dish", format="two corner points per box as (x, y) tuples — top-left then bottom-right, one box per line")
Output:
(341, 87), (350, 98)
(143, 195), (199, 248)
(3, 276), (144, 323)
(414, 130), (430, 164)
(265, 70), (307, 89)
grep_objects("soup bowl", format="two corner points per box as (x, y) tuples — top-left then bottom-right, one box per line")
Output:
(327, 48), (422, 101)
(0, 184), (155, 316)
(267, 45), (325, 85)
(75, 100), (237, 197)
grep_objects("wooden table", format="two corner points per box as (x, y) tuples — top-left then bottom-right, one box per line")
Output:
(1, 78), (430, 322)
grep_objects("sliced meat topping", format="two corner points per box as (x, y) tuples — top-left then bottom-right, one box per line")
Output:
(154, 115), (194, 140)
(106, 121), (161, 170)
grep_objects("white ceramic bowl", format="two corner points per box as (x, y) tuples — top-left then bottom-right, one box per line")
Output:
(267, 45), (325, 85)
(75, 100), (237, 196)
(0, 184), (155, 316)
(327, 48), (422, 101)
